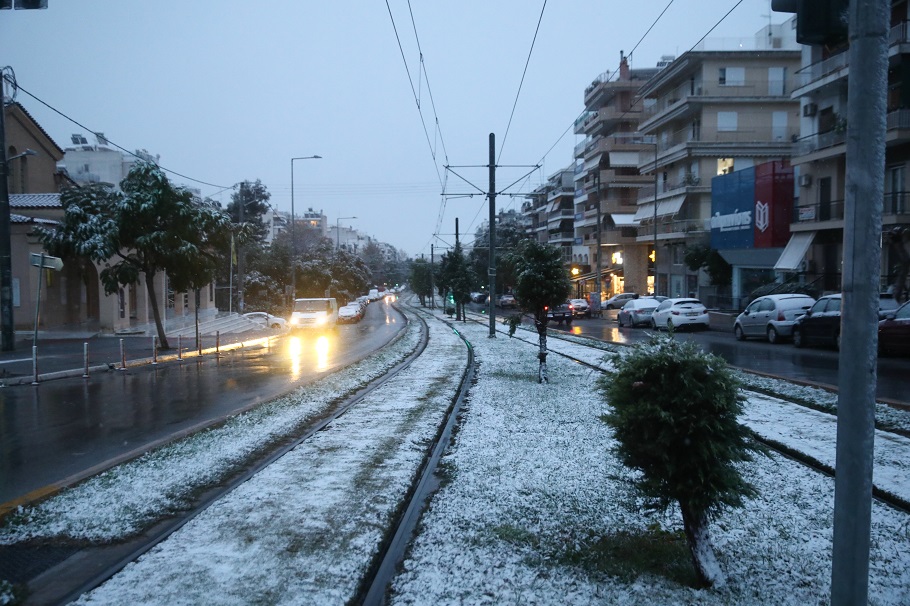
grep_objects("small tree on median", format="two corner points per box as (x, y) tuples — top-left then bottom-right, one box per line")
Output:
(506, 239), (571, 383)
(598, 335), (759, 588)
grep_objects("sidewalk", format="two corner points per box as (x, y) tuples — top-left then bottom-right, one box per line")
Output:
(0, 330), (278, 386)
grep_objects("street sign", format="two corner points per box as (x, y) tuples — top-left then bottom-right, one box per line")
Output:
(29, 253), (63, 271)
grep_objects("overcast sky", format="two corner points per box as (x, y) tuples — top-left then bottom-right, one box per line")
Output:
(2, 1), (786, 257)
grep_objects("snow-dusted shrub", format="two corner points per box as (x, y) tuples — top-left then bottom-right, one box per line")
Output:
(599, 335), (759, 588)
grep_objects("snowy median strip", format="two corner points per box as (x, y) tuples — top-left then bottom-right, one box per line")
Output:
(72, 312), (468, 605)
(390, 317), (910, 605)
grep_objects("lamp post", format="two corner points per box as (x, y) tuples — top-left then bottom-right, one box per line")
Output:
(336, 216), (357, 250)
(649, 137), (659, 296)
(290, 155), (321, 304)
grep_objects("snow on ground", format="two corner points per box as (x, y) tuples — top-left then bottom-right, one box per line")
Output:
(2, 302), (909, 605)
(72, 310), (466, 604)
(390, 314), (910, 606)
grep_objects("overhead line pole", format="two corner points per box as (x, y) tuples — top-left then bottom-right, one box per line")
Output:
(488, 133), (496, 338)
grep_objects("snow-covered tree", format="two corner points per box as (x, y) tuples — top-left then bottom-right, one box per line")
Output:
(437, 242), (474, 321)
(37, 162), (232, 350)
(599, 336), (759, 588)
(409, 258), (433, 307)
(505, 240), (571, 383)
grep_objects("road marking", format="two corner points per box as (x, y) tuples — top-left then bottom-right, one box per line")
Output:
(0, 358), (32, 364)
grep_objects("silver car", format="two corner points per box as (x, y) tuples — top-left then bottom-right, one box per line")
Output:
(734, 294), (815, 344)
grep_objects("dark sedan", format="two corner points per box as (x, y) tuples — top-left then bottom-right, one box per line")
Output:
(793, 293), (901, 350)
(879, 300), (910, 356)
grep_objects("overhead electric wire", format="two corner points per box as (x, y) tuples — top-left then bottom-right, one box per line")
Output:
(628, 0), (674, 60)
(408, 0), (450, 165)
(7, 77), (231, 189)
(384, 0), (445, 189)
(497, 0), (547, 165)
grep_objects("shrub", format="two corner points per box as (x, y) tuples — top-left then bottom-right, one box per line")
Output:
(599, 335), (759, 587)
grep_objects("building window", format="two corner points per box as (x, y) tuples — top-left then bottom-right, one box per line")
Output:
(717, 111), (738, 132)
(717, 158), (735, 175)
(718, 67), (745, 86)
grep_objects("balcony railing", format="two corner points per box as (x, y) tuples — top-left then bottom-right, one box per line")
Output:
(548, 231), (575, 242)
(641, 79), (797, 120)
(793, 200), (846, 223)
(795, 22), (910, 89)
(795, 129), (846, 156)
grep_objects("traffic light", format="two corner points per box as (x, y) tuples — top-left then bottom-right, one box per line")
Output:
(1, 0), (48, 7)
(773, 0), (849, 47)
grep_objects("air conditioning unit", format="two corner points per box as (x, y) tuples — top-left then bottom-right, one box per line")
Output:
(803, 103), (818, 117)
(798, 174), (812, 187)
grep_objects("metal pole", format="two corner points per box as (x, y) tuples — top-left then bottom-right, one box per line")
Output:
(216, 330), (220, 355)
(237, 182), (245, 314)
(31, 345), (37, 384)
(653, 139), (659, 296)
(430, 244), (435, 309)
(119, 338), (126, 371)
(831, 2), (888, 603)
(152, 335), (158, 365)
(177, 334), (183, 361)
(82, 342), (89, 378)
(32, 254), (44, 346)
(0, 88), (15, 351)
(488, 133), (497, 338)
(594, 170), (602, 310)
(290, 161), (296, 305)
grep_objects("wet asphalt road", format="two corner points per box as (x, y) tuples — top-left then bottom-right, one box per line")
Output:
(0, 301), (405, 505)
(477, 304), (910, 405)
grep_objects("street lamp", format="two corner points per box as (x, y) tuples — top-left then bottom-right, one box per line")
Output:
(290, 155), (321, 303)
(336, 216), (357, 250)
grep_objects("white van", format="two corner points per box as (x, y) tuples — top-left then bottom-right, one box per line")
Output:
(289, 298), (338, 330)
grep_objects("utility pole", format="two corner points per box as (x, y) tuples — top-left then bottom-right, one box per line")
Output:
(0, 81), (14, 350)
(488, 133), (497, 338)
(593, 169), (602, 313)
(237, 181), (245, 314)
(832, 1), (888, 604)
(429, 243), (435, 309)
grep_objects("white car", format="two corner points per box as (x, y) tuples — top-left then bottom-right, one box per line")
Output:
(569, 298), (589, 317)
(734, 294), (816, 343)
(650, 298), (709, 331)
(243, 312), (287, 330)
(338, 304), (362, 324)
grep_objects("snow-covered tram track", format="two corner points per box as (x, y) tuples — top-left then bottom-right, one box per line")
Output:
(9, 308), (429, 605)
(457, 311), (910, 516)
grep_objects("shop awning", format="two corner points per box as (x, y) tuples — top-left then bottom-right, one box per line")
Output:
(774, 231), (816, 271)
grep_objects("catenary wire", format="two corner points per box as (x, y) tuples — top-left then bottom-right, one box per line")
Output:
(497, 0), (547, 165)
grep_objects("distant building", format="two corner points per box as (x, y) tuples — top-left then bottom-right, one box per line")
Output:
(61, 132), (160, 189)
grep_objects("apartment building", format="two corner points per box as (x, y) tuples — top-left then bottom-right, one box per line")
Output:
(786, 3), (910, 295)
(574, 53), (661, 298)
(521, 167), (575, 262)
(635, 20), (801, 299)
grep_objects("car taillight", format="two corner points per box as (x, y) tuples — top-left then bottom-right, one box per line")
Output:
(568, 305), (574, 310)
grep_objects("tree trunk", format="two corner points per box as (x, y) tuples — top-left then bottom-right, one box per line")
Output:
(535, 316), (549, 384)
(145, 272), (170, 350)
(680, 501), (725, 589)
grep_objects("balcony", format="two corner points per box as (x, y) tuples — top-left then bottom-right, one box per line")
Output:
(794, 22), (910, 94)
(547, 186), (574, 202)
(641, 78), (798, 123)
(792, 193), (910, 226)
(637, 218), (709, 241)
(547, 209), (575, 223)
(548, 231), (576, 243)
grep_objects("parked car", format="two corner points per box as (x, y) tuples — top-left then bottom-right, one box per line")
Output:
(602, 292), (639, 310)
(497, 294), (518, 309)
(650, 298), (709, 331)
(546, 302), (574, 326)
(338, 304), (362, 324)
(793, 293), (900, 350)
(733, 294), (816, 344)
(617, 298), (660, 327)
(569, 298), (589, 317)
(243, 312), (286, 330)
(879, 300), (910, 356)
(470, 292), (488, 304)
